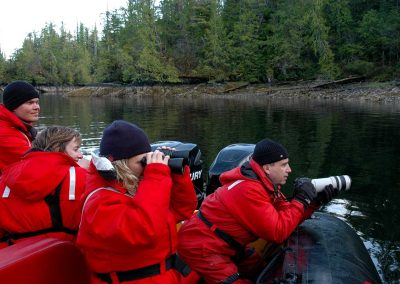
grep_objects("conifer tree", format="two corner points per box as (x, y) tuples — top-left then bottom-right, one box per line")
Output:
(194, 0), (230, 81)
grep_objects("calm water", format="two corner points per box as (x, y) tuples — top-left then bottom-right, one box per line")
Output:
(37, 93), (400, 283)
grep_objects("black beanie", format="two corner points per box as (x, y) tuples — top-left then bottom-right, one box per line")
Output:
(99, 120), (151, 161)
(252, 138), (289, 165)
(2, 81), (40, 111)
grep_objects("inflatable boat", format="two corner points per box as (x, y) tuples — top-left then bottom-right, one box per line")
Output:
(256, 212), (382, 284)
(206, 143), (382, 284)
(0, 142), (382, 284)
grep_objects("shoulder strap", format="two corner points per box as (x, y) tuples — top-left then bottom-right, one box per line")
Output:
(68, 166), (77, 200)
(79, 186), (122, 228)
(81, 186), (120, 211)
(44, 182), (63, 230)
(197, 210), (247, 262)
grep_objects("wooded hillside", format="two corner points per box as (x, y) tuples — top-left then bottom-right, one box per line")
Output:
(0, 0), (399, 85)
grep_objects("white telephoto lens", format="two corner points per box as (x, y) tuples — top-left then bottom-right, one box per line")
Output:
(311, 175), (351, 192)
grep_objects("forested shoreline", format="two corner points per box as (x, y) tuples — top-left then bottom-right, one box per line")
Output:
(0, 0), (399, 86)
(18, 80), (396, 105)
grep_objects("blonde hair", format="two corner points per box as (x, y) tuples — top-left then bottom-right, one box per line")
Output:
(112, 159), (140, 195)
(33, 126), (81, 152)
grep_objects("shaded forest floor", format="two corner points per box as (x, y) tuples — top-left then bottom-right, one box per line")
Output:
(44, 80), (400, 104)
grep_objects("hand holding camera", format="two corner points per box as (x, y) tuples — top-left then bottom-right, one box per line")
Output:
(293, 177), (317, 209)
(316, 184), (339, 204)
(293, 175), (350, 206)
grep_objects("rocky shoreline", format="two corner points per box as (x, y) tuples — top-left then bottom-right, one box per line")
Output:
(39, 81), (400, 103)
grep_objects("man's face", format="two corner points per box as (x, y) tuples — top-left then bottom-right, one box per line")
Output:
(263, 158), (292, 185)
(13, 98), (40, 124)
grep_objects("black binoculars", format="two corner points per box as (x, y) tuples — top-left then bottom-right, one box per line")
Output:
(140, 149), (189, 175)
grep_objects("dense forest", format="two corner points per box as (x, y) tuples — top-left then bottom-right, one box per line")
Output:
(0, 0), (399, 85)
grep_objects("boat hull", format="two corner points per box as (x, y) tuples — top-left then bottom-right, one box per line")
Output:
(257, 212), (382, 284)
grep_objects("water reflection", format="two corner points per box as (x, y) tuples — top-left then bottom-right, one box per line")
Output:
(37, 93), (400, 283)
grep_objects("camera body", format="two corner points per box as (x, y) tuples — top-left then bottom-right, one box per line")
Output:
(311, 175), (351, 193)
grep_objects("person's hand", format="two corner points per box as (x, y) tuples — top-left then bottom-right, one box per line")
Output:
(157, 146), (176, 157)
(145, 150), (169, 166)
(293, 177), (317, 209)
(157, 146), (176, 151)
(316, 184), (339, 204)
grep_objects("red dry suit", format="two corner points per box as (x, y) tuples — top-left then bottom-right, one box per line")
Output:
(76, 162), (198, 284)
(177, 159), (319, 284)
(0, 104), (36, 173)
(0, 150), (87, 246)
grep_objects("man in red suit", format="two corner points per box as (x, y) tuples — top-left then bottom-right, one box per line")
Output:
(0, 81), (40, 173)
(177, 138), (337, 283)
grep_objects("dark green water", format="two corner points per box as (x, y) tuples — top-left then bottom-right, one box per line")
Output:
(38, 93), (400, 283)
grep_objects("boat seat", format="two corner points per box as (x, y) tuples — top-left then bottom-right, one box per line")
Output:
(0, 238), (90, 284)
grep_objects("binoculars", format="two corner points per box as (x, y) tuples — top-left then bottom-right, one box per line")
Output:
(141, 145), (200, 175)
(140, 149), (188, 175)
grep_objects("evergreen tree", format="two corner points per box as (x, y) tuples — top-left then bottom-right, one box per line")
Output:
(158, 0), (207, 75)
(10, 33), (46, 83)
(324, 0), (358, 63)
(0, 50), (6, 82)
(195, 0), (230, 81)
(266, 0), (306, 80)
(358, 6), (400, 69)
(87, 26), (100, 76)
(120, 0), (179, 83)
(224, 0), (267, 82)
(304, 0), (339, 79)
(95, 9), (125, 82)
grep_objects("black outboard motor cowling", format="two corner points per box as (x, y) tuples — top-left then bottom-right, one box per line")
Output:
(206, 143), (255, 196)
(151, 141), (204, 208)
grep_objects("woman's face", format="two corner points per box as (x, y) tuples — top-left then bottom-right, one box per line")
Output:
(65, 137), (83, 162)
(127, 153), (148, 177)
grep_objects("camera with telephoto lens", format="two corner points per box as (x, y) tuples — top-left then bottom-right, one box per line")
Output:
(311, 175), (351, 193)
(140, 148), (189, 175)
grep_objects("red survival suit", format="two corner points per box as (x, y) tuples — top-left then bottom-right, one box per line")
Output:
(177, 159), (319, 283)
(76, 162), (198, 284)
(0, 150), (87, 246)
(0, 104), (36, 173)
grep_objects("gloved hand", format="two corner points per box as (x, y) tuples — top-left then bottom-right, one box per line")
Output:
(316, 184), (339, 204)
(293, 177), (317, 209)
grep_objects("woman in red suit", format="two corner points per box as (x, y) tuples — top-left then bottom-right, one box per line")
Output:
(0, 126), (87, 247)
(76, 120), (198, 284)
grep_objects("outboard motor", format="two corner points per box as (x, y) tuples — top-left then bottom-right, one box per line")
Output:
(206, 143), (255, 196)
(151, 141), (204, 208)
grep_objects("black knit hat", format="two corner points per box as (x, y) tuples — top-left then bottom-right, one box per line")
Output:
(99, 120), (151, 161)
(2, 81), (40, 111)
(252, 138), (289, 165)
